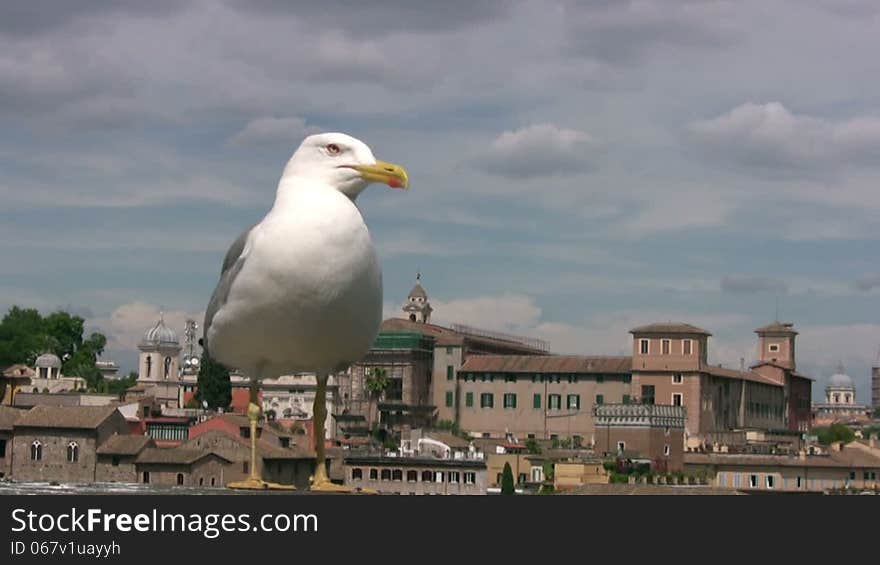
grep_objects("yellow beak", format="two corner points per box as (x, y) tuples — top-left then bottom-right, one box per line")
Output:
(351, 160), (409, 190)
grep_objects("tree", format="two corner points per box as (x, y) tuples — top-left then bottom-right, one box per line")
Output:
(364, 367), (390, 433)
(501, 462), (515, 495)
(197, 353), (231, 409)
(525, 439), (541, 454)
(815, 423), (855, 445)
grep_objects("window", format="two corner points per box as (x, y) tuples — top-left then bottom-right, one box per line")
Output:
(111, 456), (119, 466)
(518, 473), (527, 484)
(683, 339), (692, 356)
(594, 394), (603, 406)
(352, 468), (363, 480)
(142, 472), (150, 484)
(672, 373), (683, 384)
(864, 471), (871, 481)
(421, 470), (433, 482)
(435, 472), (445, 483)
(380, 469), (391, 481)
(465, 392), (473, 407)
(622, 394), (631, 405)
(199, 478), (204, 486)
(445, 391), (454, 407)
(641, 385), (655, 405)
(448, 471), (460, 483)
(503, 393), (517, 409)
(446, 346), (453, 354)
(210, 477), (216, 486)
(370, 469), (378, 480)
(176, 473), (184, 486)
(0, 439), (5, 458)
(527, 433), (536, 439)
(796, 476), (802, 489)
(568, 395), (580, 410)
(766, 475), (775, 489)
(572, 435), (582, 447)
(749, 475), (758, 488)
(446, 365), (454, 381)
(464, 472), (475, 485)
(664, 444), (670, 456)
(639, 339), (649, 354)
(407, 470), (417, 482)
(616, 441), (625, 453)
(480, 393), (494, 408)
(596, 375), (604, 384)
(849, 471), (856, 481)
(768, 343), (780, 353)
(672, 393), (683, 407)
(661, 339), (670, 355)
(533, 393), (541, 409)
(548, 394), (561, 410)
(243, 461), (249, 474)
(392, 470), (403, 481)
(67, 441), (79, 463)
(30, 440), (42, 461)
(505, 374), (516, 383)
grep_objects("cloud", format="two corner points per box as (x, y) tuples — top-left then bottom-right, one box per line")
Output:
(475, 123), (603, 179)
(89, 301), (204, 353)
(854, 274), (880, 292)
(229, 116), (321, 147)
(0, 1), (183, 36)
(721, 275), (789, 295)
(686, 102), (880, 176)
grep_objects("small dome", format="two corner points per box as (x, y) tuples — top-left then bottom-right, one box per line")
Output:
(142, 316), (179, 346)
(828, 371), (853, 388)
(407, 273), (428, 300)
(35, 352), (62, 369)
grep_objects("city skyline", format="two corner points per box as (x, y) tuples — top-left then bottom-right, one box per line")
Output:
(1, 1), (878, 401)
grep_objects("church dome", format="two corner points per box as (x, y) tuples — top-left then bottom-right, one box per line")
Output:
(35, 352), (62, 369)
(142, 316), (179, 346)
(828, 371), (853, 389)
(408, 282), (427, 300)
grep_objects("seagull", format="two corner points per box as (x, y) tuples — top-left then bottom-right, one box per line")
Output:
(202, 132), (408, 490)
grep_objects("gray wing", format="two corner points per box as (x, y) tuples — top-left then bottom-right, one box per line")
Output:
(202, 224), (257, 352)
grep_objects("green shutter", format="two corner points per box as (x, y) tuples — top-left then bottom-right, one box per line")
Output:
(447, 365), (454, 380)
(465, 392), (473, 407)
(533, 393), (541, 409)
(596, 394), (604, 405)
(445, 391), (453, 407)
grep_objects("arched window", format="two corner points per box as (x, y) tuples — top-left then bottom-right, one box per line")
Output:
(352, 468), (363, 480)
(199, 477), (204, 486)
(211, 477), (216, 486)
(421, 470), (434, 482)
(380, 469), (391, 481)
(164, 356), (172, 379)
(143, 471), (150, 484)
(176, 473), (184, 485)
(392, 469), (403, 482)
(67, 441), (79, 463)
(369, 469), (378, 480)
(145, 356), (152, 378)
(31, 440), (42, 461)
(407, 470), (418, 482)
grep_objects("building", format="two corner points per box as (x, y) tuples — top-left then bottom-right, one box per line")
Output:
(136, 314), (184, 408)
(96, 360), (120, 380)
(11, 405), (128, 483)
(1, 364), (34, 406)
(684, 440), (880, 492)
(28, 352), (84, 393)
(259, 373), (338, 440)
(343, 455), (487, 495)
(812, 364), (872, 426)
(0, 406), (25, 478)
(593, 403), (686, 473)
(134, 448), (233, 487)
(454, 355), (631, 443)
(95, 434), (156, 482)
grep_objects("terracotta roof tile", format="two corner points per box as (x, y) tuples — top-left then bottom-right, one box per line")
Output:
(629, 322), (712, 336)
(459, 355), (632, 374)
(14, 405), (119, 430)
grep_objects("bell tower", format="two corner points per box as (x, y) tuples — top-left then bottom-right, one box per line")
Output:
(402, 272), (432, 323)
(755, 321), (798, 370)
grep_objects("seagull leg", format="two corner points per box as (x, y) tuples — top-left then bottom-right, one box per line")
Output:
(310, 371), (350, 492)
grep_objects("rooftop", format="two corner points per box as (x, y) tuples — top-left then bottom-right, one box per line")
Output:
(135, 447), (231, 465)
(97, 434), (155, 455)
(460, 355), (631, 374)
(0, 406), (26, 431)
(14, 405), (120, 430)
(629, 322), (712, 336)
(754, 321), (798, 335)
(379, 317), (548, 353)
(565, 483), (742, 495)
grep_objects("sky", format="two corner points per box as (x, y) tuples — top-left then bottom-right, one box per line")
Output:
(1, 1), (879, 401)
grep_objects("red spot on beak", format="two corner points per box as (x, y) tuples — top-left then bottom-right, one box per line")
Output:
(388, 177), (403, 188)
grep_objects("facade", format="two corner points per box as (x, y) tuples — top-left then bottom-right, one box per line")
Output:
(260, 373), (338, 440)
(750, 322), (813, 433)
(11, 405), (128, 483)
(812, 365), (872, 426)
(137, 315), (184, 408)
(593, 403), (686, 472)
(0, 406), (25, 478)
(134, 449), (232, 487)
(455, 355), (631, 443)
(685, 441), (880, 492)
(95, 434), (155, 482)
(343, 456), (487, 495)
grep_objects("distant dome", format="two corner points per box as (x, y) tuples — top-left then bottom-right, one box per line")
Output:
(407, 272), (428, 300)
(35, 352), (62, 369)
(828, 371), (853, 389)
(142, 316), (179, 346)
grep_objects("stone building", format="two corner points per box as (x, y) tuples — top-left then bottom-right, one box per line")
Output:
(343, 455), (487, 495)
(812, 364), (872, 426)
(28, 353), (84, 393)
(593, 403), (686, 472)
(1, 364), (34, 406)
(11, 405), (128, 483)
(95, 434), (155, 482)
(137, 314), (184, 408)
(134, 448), (233, 487)
(0, 406), (25, 478)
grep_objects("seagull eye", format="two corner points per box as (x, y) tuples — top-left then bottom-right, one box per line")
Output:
(326, 143), (341, 155)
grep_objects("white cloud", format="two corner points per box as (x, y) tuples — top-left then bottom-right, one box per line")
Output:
(229, 116), (321, 147)
(89, 301), (204, 353)
(686, 102), (880, 175)
(476, 123), (603, 179)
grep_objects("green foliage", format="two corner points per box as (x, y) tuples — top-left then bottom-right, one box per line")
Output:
(525, 439), (541, 454)
(815, 423), (855, 445)
(197, 352), (231, 410)
(501, 462), (515, 495)
(0, 306), (108, 392)
(103, 374), (137, 397)
(542, 460), (554, 482)
(184, 396), (201, 409)
(365, 367), (390, 396)
(603, 460), (618, 472)
(609, 472), (629, 484)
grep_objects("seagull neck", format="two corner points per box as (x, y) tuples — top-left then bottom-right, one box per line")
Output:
(273, 176), (325, 208)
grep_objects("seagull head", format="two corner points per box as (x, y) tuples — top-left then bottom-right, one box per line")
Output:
(282, 132), (409, 199)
